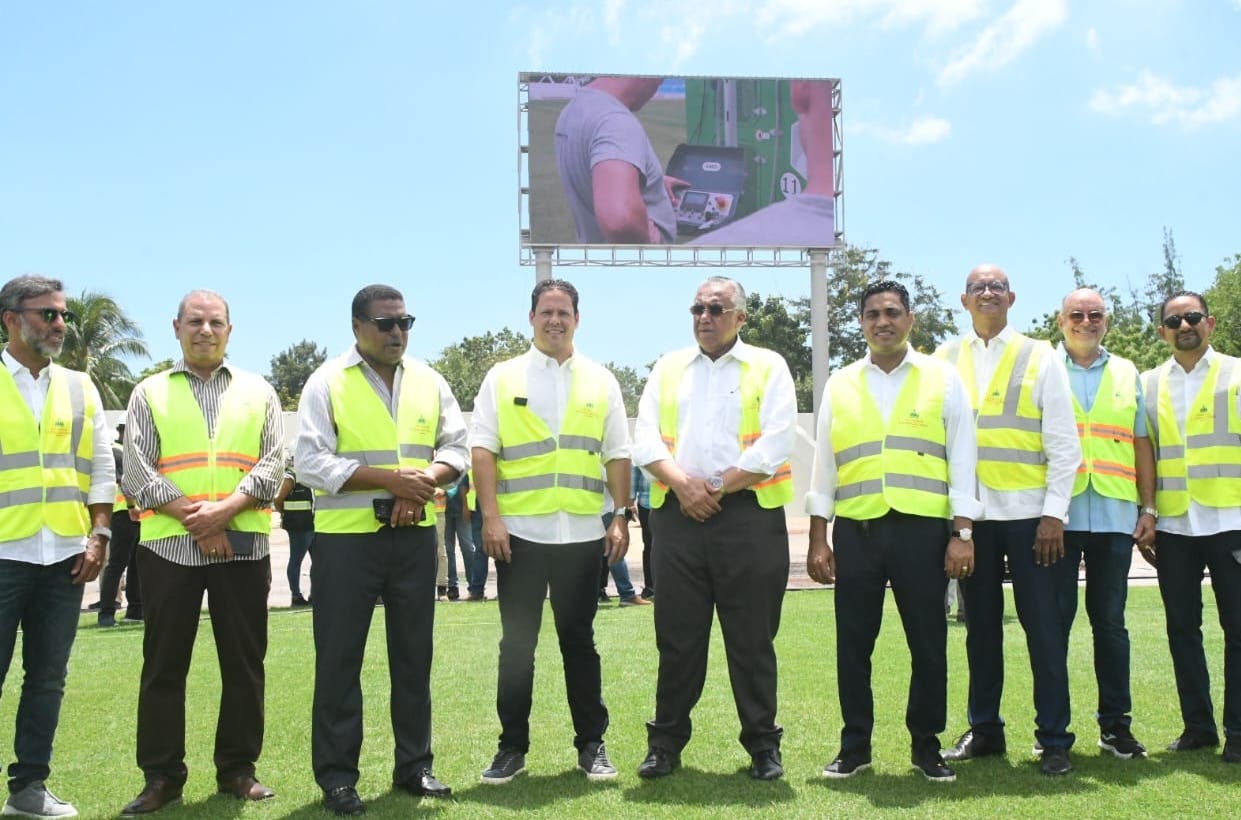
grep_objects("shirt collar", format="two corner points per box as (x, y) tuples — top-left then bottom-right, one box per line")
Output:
(171, 358), (231, 381)
(528, 345), (575, 369)
(2, 347), (50, 382)
(1057, 341), (1110, 371)
(965, 323), (1016, 347)
(864, 344), (916, 373)
(344, 344), (407, 373)
(695, 336), (752, 365)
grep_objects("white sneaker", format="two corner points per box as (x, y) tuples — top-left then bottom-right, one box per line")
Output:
(2, 782), (78, 818)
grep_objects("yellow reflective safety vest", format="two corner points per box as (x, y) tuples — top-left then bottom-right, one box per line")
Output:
(1143, 354), (1241, 516)
(465, 468), (477, 511)
(1070, 354), (1139, 501)
(493, 357), (611, 517)
(314, 358), (443, 533)
(937, 333), (1049, 491)
(828, 357), (951, 520)
(112, 443), (129, 513)
(141, 369), (272, 540)
(0, 363), (95, 538)
(649, 347), (793, 509)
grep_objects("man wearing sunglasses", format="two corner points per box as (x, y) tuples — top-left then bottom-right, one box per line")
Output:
(295, 284), (468, 814)
(936, 265), (1082, 776)
(121, 289), (285, 814)
(1055, 288), (1157, 761)
(0, 275), (115, 819)
(470, 279), (631, 786)
(633, 276), (796, 781)
(1140, 290), (1241, 764)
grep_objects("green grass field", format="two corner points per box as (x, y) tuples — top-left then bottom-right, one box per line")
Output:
(3, 586), (1235, 818)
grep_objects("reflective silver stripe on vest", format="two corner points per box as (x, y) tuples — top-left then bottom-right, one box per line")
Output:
(0, 488), (45, 506)
(0, 451), (41, 470)
(66, 372), (86, 466)
(283, 501), (313, 510)
(45, 486), (87, 504)
(499, 438), (557, 461)
(399, 443), (434, 460)
(1143, 370), (1160, 433)
(1157, 477), (1188, 491)
(337, 449), (397, 466)
(976, 340), (1042, 433)
(315, 492), (384, 510)
(1188, 464), (1241, 479)
(884, 435), (947, 460)
(834, 441), (883, 467)
(977, 446), (1047, 466)
(1216, 358), (1237, 424)
(837, 478), (883, 501)
(42, 453), (77, 469)
(496, 473), (607, 495)
(1187, 432), (1241, 448)
(885, 473), (949, 495)
(1156, 444), (1185, 460)
(558, 434), (603, 452)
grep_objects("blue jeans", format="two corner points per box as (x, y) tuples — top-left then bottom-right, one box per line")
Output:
(286, 529), (314, 599)
(441, 506), (476, 590)
(0, 557), (85, 793)
(1059, 531), (1133, 731)
(468, 506), (488, 596)
(599, 512), (635, 599)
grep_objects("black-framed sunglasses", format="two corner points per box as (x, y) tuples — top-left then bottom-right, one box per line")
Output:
(363, 315), (415, 332)
(1162, 311), (1206, 330)
(689, 303), (740, 317)
(1066, 309), (1106, 324)
(14, 307), (76, 324)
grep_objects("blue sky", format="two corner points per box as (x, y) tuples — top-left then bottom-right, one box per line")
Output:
(3, 1), (1239, 380)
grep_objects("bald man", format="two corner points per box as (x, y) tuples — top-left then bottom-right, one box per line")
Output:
(935, 265), (1082, 776)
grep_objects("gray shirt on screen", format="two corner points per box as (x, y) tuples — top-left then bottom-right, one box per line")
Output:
(554, 87), (676, 244)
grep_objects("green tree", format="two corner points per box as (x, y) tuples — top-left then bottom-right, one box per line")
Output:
(431, 328), (530, 411)
(135, 358), (175, 382)
(58, 291), (150, 409)
(603, 361), (646, 416)
(1204, 253), (1241, 357)
(267, 339), (328, 410)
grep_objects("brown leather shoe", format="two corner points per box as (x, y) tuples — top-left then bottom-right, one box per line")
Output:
(121, 778), (183, 816)
(217, 774), (276, 801)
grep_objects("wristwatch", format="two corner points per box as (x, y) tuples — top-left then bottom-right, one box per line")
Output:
(613, 506), (633, 522)
(1140, 506), (1159, 521)
(89, 525), (112, 541)
(707, 473), (725, 493)
(951, 528), (973, 542)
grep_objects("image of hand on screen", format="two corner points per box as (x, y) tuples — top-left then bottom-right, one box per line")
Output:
(555, 76), (678, 244)
(689, 79), (836, 248)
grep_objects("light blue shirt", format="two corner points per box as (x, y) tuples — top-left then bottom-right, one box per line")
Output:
(1062, 345), (1148, 535)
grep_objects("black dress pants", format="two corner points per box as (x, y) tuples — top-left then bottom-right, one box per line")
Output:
(832, 512), (949, 756)
(136, 548), (270, 785)
(311, 525), (437, 789)
(647, 491), (789, 755)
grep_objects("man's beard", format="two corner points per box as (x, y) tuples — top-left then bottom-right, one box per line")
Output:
(20, 316), (64, 359)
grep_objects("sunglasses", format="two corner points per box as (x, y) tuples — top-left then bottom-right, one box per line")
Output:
(689, 303), (740, 317)
(1066, 310), (1106, 324)
(1162, 311), (1206, 330)
(363, 315), (415, 332)
(15, 307), (76, 324)
(966, 281), (1009, 296)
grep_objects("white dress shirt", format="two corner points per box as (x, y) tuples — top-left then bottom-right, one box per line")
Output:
(952, 326), (1081, 523)
(1148, 347), (1241, 538)
(470, 347), (631, 544)
(295, 346), (470, 494)
(0, 348), (116, 565)
(632, 338), (796, 481)
(805, 347), (983, 523)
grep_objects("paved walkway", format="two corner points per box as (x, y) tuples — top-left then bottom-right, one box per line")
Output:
(84, 516), (1161, 611)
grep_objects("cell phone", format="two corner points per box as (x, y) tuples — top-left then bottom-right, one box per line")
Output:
(225, 530), (254, 556)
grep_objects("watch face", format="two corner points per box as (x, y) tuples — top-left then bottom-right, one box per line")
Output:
(707, 476), (724, 492)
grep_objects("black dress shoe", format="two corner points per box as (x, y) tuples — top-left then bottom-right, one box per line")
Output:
(1040, 746), (1072, 776)
(943, 730), (1006, 761)
(322, 785), (365, 816)
(1223, 737), (1240, 763)
(1167, 729), (1220, 751)
(121, 778), (183, 816)
(637, 747), (680, 779)
(396, 770), (452, 798)
(750, 749), (783, 781)
(217, 774), (275, 800)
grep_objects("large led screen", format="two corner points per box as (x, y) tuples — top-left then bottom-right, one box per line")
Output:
(523, 73), (841, 249)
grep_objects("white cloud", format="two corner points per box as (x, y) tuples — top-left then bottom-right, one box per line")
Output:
(756, 0), (987, 38)
(851, 116), (952, 144)
(1090, 69), (1241, 129)
(936, 0), (1068, 86)
(1085, 26), (1100, 57)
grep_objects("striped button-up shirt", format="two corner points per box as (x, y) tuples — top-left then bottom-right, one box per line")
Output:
(122, 360), (284, 566)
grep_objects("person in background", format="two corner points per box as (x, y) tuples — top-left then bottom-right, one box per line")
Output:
(275, 455), (315, 607)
